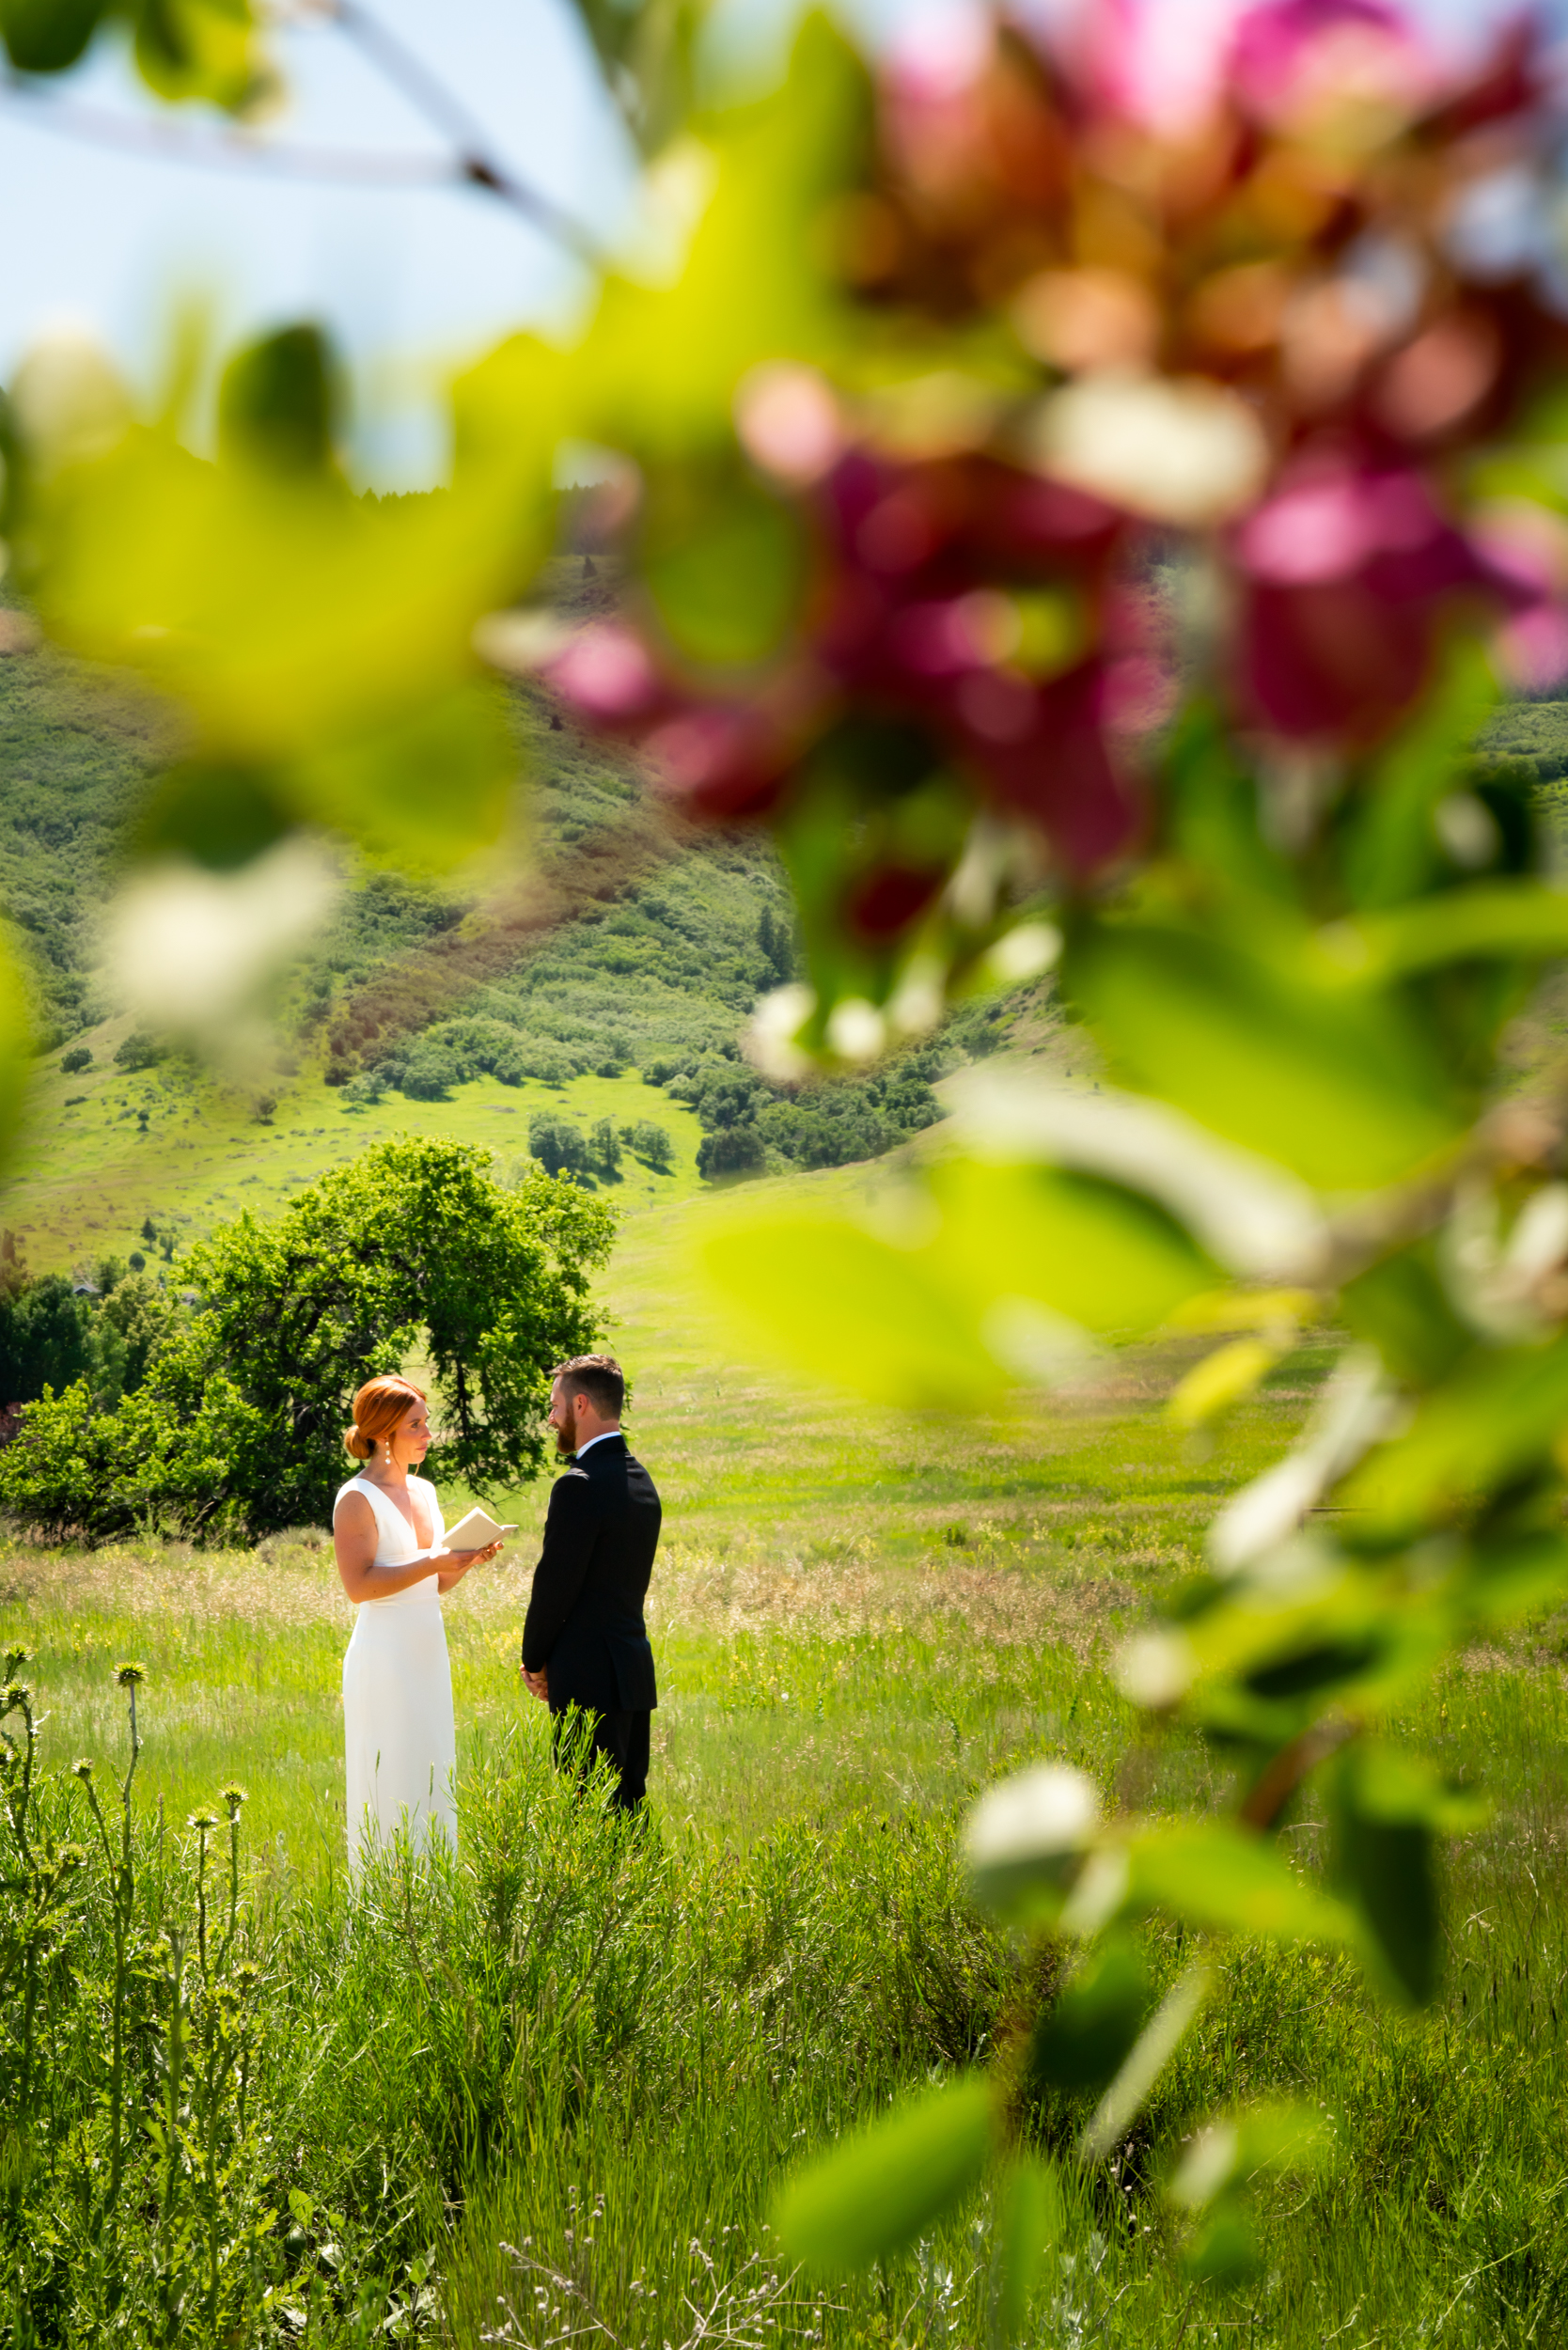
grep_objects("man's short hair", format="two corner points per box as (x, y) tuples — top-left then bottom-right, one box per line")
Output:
(552, 1354), (624, 1418)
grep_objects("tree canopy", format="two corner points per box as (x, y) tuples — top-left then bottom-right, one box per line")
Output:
(0, 1137), (615, 1541)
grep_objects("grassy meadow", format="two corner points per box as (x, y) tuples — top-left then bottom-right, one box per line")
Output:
(8, 1172), (1568, 2346)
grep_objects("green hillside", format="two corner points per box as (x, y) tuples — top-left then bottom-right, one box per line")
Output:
(0, 634), (1031, 1273)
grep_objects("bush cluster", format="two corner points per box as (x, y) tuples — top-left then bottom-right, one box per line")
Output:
(0, 1246), (175, 1415)
(526, 1112), (673, 1181)
(646, 1047), (945, 1183)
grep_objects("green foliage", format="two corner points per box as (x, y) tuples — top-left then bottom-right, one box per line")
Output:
(0, 1136), (614, 1538)
(716, 632), (1568, 2267)
(774, 2076), (996, 2274)
(668, 1042), (944, 1183)
(113, 1028), (165, 1073)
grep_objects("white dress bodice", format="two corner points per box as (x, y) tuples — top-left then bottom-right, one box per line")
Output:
(334, 1474), (446, 1605)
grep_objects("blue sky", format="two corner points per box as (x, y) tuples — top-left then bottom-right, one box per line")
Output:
(0, 0), (1555, 485)
(0, 0), (636, 481)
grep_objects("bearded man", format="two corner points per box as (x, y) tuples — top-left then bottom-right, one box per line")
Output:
(519, 1353), (661, 1810)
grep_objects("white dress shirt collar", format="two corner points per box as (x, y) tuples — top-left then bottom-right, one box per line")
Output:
(573, 1428), (621, 1461)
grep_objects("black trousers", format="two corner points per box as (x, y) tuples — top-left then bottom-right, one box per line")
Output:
(552, 1701), (651, 1810)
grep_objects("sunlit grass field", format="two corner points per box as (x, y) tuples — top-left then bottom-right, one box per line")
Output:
(8, 1183), (1568, 2344)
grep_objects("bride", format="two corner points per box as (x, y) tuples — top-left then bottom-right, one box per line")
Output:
(333, 1374), (501, 1866)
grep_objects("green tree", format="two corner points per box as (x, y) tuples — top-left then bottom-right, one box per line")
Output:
(527, 1113), (588, 1180)
(698, 1124), (765, 1182)
(588, 1117), (621, 1177)
(0, 1277), (95, 1404)
(624, 1119), (674, 1173)
(0, 1138), (615, 1539)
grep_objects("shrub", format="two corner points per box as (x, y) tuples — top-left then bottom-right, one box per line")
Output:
(59, 1045), (91, 1075)
(698, 1123), (766, 1181)
(0, 1277), (95, 1404)
(528, 1114), (588, 1179)
(113, 1031), (165, 1073)
(397, 1042), (461, 1101)
(624, 1119), (674, 1172)
(589, 1116), (621, 1175)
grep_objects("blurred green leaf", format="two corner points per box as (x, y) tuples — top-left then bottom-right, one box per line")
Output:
(1321, 881), (1568, 988)
(1064, 915), (1457, 1191)
(1340, 1246), (1475, 1388)
(1330, 1747), (1450, 2005)
(133, 761), (292, 873)
(929, 1159), (1217, 1338)
(1126, 1822), (1356, 1946)
(218, 324), (339, 480)
(133, 0), (265, 110)
(0, 0), (105, 70)
(698, 1212), (1001, 1409)
(995, 2157), (1062, 2338)
(1078, 1963), (1212, 2162)
(641, 465), (807, 667)
(700, 1150), (1219, 1410)
(1184, 2209), (1259, 2287)
(1341, 640), (1498, 912)
(291, 683), (516, 869)
(1338, 1334), (1568, 1536)
(1168, 2101), (1331, 2212)
(1168, 1336), (1281, 1431)
(1029, 1937), (1153, 2094)
(1163, 699), (1293, 902)
(772, 2075), (996, 2275)
(467, 14), (864, 464)
(23, 342), (536, 873)
(564, 0), (707, 155)
(1463, 1531), (1568, 1625)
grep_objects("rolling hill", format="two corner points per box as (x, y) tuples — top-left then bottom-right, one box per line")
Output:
(0, 621), (1032, 1274)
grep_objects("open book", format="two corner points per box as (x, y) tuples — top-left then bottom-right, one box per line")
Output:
(442, 1505), (518, 1552)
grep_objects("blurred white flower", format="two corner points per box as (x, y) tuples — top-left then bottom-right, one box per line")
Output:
(1030, 371), (1268, 527)
(12, 322), (131, 476)
(1208, 1347), (1396, 1574)
(104, 837), (339, 1042)
(966, 1762), (1101, 1871)
(825, 996), (886, 1063)
(736, 365), (844, 487)
(745, 982), (816, 1082)
(980, 920), (1061, 988)
(980, 1296), (1096, 1385)
(471, 608), (574, 676)
(1115, 1628), (1196, 1710)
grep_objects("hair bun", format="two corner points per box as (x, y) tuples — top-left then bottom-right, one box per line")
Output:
(344, 1423), (375, 1462)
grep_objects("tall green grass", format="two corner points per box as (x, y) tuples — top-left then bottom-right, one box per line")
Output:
(7, 1277), (1568, 2346)
(7, 1561), (1568, 2345)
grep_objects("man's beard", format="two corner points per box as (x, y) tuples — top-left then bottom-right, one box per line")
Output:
(555, 1402), (578, 1457)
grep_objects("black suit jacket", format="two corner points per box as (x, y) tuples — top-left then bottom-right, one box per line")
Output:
(521, 1435), (660, 1716)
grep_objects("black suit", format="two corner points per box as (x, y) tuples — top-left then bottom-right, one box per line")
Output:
(522, 1434), (660, 1809)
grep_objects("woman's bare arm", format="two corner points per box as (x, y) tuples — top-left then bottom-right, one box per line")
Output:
(334, 1491), (454, 1604)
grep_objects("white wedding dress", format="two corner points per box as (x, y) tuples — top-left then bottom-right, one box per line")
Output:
(336, 1473), (456, 1868)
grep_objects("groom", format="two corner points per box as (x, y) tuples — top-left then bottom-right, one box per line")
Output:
(520, 1354), (660, 1810)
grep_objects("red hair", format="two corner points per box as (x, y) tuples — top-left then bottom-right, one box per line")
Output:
(344, 1375), (427, 1463)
